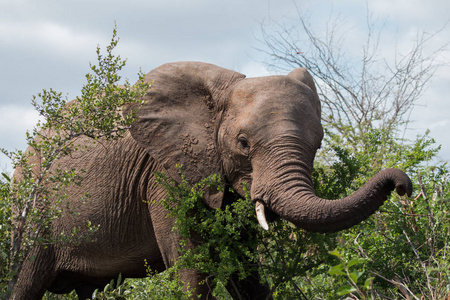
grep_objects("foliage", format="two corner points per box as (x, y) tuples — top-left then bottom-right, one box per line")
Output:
(0, 25), (149, 298)
(122, 265), (193, 300)
(40, 269), (191, 300)
(90, 274), (129, 300)
(309, 123), (450, 299)
(0, 11), (448, 300)
(327, 249), (374, 299)
(312, 145), (362, 199)
(347, 165), (450, 299)
(154, 166), (340, 299)
(150, 128), (448, 299)
(86, 271), (191, 300)
(259, 13), (450, 297)
(0, 173), (11, 296)
(259, 18), (448, 296)
(155, 168), (261, 294)
(146, 137), (442, 299)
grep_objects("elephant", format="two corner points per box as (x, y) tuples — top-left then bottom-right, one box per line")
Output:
(11, 61), (412, 299)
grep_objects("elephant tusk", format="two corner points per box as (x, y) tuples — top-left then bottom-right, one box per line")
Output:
(255, 200), (269, 231)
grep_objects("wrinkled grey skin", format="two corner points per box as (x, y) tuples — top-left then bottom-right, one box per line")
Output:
(11, 62), (412, 300)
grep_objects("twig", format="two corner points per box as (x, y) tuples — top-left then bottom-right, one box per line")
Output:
(402, 230), (434, 299)
(370, 271), (419, 300)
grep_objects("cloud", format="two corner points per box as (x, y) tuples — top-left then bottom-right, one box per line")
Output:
(0, 104), (41, 173)
(1, 0), (450, 165)
(238, 61), (274, 78)
(369, 0), (450, 25)
(0, 21), (103, 60)
(0, 105), (40, 148)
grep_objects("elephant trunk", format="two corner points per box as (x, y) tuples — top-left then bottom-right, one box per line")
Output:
(251, 145), (412, 233)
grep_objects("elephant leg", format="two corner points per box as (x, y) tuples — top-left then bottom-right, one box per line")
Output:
(148, 198), (214, 299)
(225, 270), (272, 300)
(178, 268), (216, 299)
(11, 246), (57, 300)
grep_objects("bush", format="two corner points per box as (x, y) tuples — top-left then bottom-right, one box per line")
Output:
(310, 127), (450, 299)
(0, 173), (11, 298)
(0, 25), (148, 299)
(155, 167), (338, 299)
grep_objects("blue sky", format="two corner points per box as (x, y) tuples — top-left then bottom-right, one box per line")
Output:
(1, 0), (449, 172)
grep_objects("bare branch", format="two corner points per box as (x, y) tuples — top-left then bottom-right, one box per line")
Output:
(257, 12), (448, 152)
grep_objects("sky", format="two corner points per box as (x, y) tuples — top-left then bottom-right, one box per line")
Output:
(0, 0), (449, 173)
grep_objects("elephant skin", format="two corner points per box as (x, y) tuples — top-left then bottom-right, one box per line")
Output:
(11, 62), (412, 299)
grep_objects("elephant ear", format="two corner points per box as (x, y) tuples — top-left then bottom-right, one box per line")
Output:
(126, 62), (246, 209)
(287, 68), (321, 119)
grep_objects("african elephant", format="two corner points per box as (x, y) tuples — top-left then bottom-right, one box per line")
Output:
(11, 62), (412, 299)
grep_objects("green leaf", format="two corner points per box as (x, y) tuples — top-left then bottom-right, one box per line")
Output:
(117, 273), (122, 286)
(337, 284), (357, 296)
(104, 282), (112, 293)
(328, 264), (346, 276)
(349, 270), (364, 283)
(329, 249), (342, 258)
(347, 257), (363, 268)
(364, 277), (374, 290)
(1, 173), (10, 182)
(92, 289), (98, 299)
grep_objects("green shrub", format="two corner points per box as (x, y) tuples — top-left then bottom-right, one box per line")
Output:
(0, 173), (11, 298)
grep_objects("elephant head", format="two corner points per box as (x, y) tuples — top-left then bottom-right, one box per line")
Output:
(126, 62), (412, 232)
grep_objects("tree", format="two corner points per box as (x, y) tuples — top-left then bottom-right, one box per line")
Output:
(259, 12), (447, 172)
(257, 10), (450, 299)
(0, 25), (149, 299)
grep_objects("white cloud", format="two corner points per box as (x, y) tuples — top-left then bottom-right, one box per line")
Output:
(0, 104), (40, 146)
(238, 61), (275, 78)
(1, 0), (449, 164)
(0, 21), (103, 60)
(0, 104), (40, 173)
(369, 0), (449, 23)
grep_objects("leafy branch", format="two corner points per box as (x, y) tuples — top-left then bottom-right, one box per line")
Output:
(1, 25), (149, 299)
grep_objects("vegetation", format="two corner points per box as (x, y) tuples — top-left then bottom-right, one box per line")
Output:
(256, 11), (450, 299)
(0, 26), (149, 299)
(99, 134), (447, 299)
(0, 174), (11, 294)
(1, 15), (449, 299)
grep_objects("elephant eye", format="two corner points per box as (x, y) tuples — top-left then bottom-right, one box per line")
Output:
(238, 136), (250, 151)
